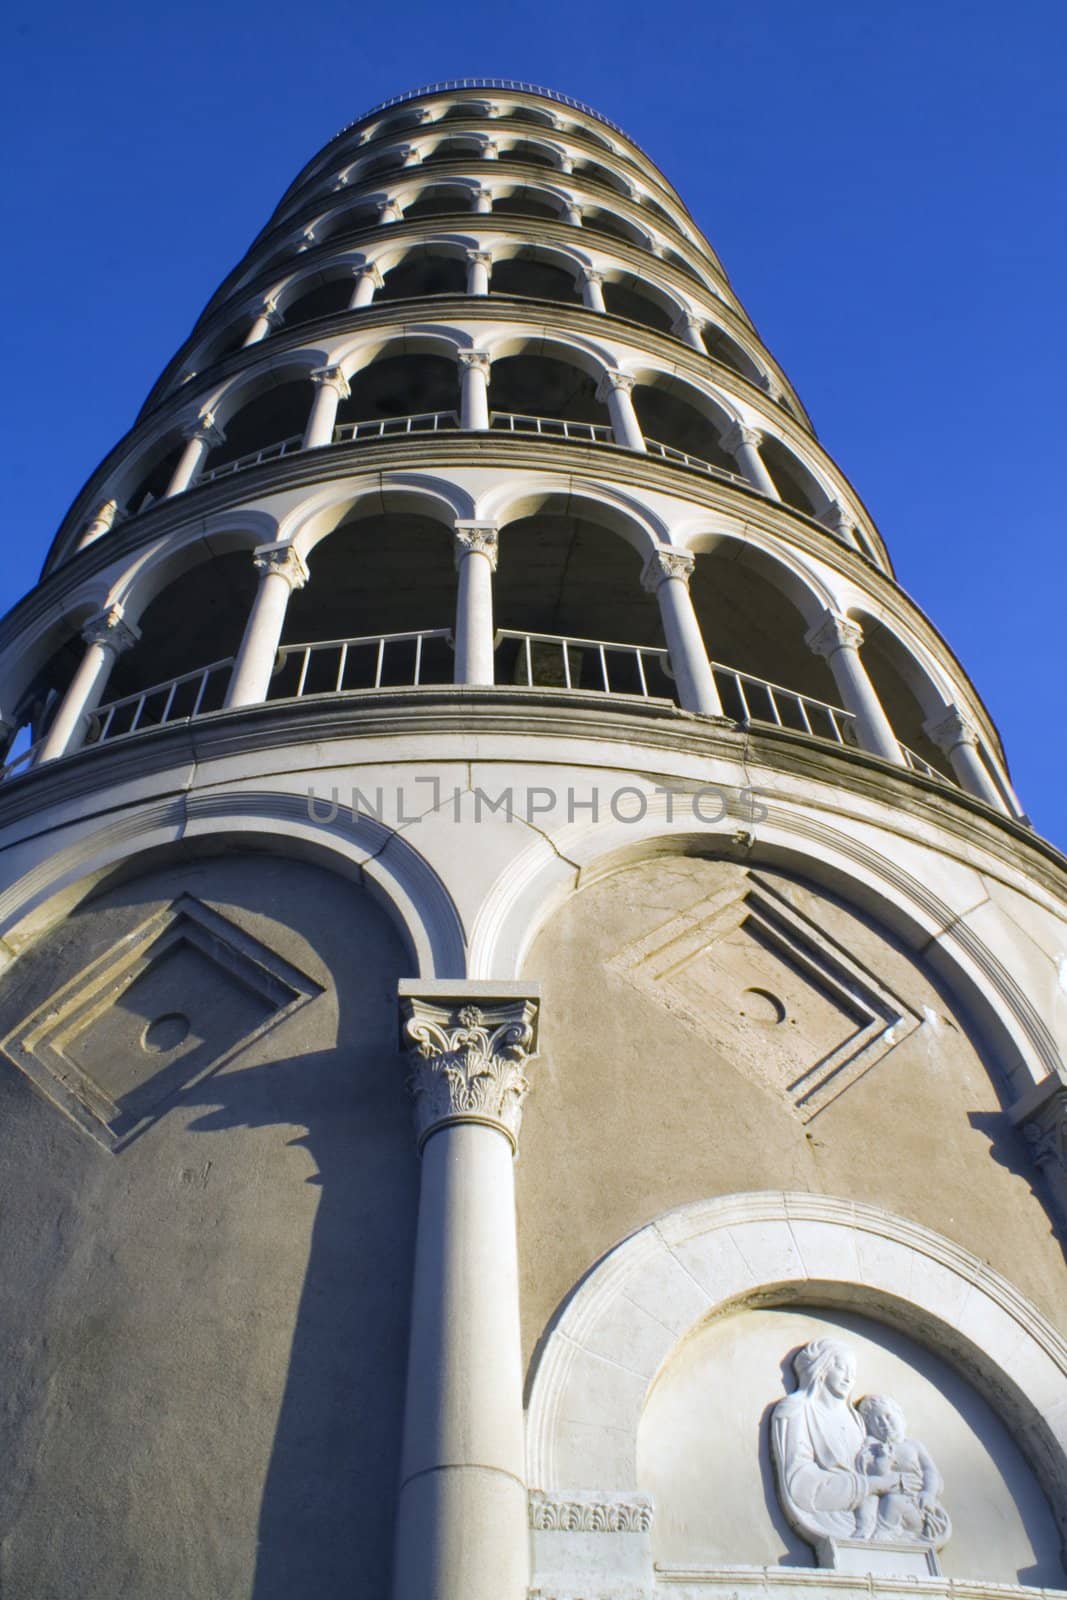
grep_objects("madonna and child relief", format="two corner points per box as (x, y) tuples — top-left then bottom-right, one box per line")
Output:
(771, 1337), (950, 1570)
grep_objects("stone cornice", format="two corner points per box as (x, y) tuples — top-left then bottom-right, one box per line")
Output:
(0, 689), (1060, 900)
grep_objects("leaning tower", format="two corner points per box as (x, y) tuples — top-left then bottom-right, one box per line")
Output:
(0, 78), (1063, 1600)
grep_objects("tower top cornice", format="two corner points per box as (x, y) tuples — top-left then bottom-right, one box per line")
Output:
(338, 79), (634, 143)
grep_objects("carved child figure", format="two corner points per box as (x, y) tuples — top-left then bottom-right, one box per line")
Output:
(853, 1394), (951, 1544)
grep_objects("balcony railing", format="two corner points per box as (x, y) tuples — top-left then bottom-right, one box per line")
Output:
(2, 630), (958, 797)
(332, 411), (459, 443)
(198, 433), (303, 484)
(489, 412), (614, 443)
(645, 436), (750, 489)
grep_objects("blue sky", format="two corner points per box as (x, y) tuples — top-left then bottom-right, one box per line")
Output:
(1, 0), (1064, 843)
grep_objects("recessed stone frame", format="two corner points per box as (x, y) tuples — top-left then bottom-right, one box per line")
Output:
(1, 893), (322, 1152)
(525, 1192), (1067, 1555)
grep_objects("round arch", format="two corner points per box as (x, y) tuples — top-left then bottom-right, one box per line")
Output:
(282, 472), (474, 557)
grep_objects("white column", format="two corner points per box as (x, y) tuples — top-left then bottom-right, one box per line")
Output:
(378, 197), (403, 224)
(35, 609), (140, 764)
(297, 227), (316, 253)
(459, 350), (491, 430)
(672, 311), (706, 352)
(242, 298), (282, 347)
(224, 544), (309, 709)
(453, 524), (497, 685)
(597, 370), (645, 451)
(641, 549), (723, 716)
(77, 498), (118, 550)
(400, 144), (423, 167)
(303, 365), (350, 449)
(563, 200), (583, 226)
(393, 985), (540, 1600)
(478, 137), (499, 160)
(924, 707), (1010, 811)
(465, 249), (492, 297)
(805, 613), (904, 765)
(349, 264), (383, 309)
(720, 420), (779, 498)
(472, 186), (494, 214)
(165, 413), (225, 497)
(581, 269), (606, 311)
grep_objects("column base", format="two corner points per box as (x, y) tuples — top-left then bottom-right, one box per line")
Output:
(393, 1463), (528, 1600)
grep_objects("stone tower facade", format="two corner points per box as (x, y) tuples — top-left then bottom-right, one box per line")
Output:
(0, 79), (1063, 1600)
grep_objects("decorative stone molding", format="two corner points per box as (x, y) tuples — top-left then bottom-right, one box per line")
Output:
(252, 541), (309, 591)
(1021, 1083), (1067, 1178)
(81, 499), (118, 540)
(672, 311), (705, 338)
(400, 990), (539, 1150)
(81, 608), (140, 654)
(351, 262), (383, 289)
(924, 707), (979, 753)
(182, 411), (225, 448)
(377, 198), (403, 222)
(457, 348), (492, 374)
(582, 268), (605, 286)
(805, 612), (865, 658)
(529, 1492), (653, 1534)
(820, 499), (854, 538)
(465, 247), (493, 266)
(720, 419), (764, 454)
(309, 364), (350, 399)
(477, 137), (499, 159)
(472, 184), (494, 206)
(596, 369), (635, 399)
(453, 521), (499, 570)
(640, 548), (695, 592)
(399, 144), (422, 165)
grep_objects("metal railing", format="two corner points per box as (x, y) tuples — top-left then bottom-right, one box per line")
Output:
(90, 659), (235, 744)
(490, 412), (614, 443)
(198, 434), (303, 484)
(645, 436), (750, 489)
(710, 663), (857, 746)
(343, 81), (633, 140)
(332, 410), (459, 443)
(495, 629), (673, 697)
(269, 629), (454, 696)
(900, 743), (946, 782)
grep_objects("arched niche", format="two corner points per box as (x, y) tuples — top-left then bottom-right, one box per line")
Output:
(492, 186), (564, 222)
(602, 273), (675, 333)
(280, 275), (356, 328)
(487, 347), (605, 427)
(377, 245), (467, 302)
(403, 183), (476, 219)
(338, 349), (459, 425)
(490, 248), (581, 305)
(628, 373), (735, 469)
(203, 376), (312, 471)
(855, 615), (956, 778)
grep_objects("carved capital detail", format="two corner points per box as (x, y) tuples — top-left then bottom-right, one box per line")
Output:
(82, 608), (140, 654)
(458, 348), (492, 374)
(1023, 1088), (1067, 1177)
(805, 613), (864, 658)
(253, 541), (309, 591)
(352, 262), (384, 289)
(720, 420), (763, 454)
(673, 311), (705, 335)
(582, 268), (605, 286)
(377, 199), (403, 222)
(454, 522), (499, 570)
(182, 411), (226, 448)
(597, 369), (635, 400)
(82, 499), (118, 536)
(528, 1490), (653, 1533)
(401, 993), (539, 1151)
(924, 707), (979, 753)
(310, 364), (350, 399)
(399, 144), (422, 165)
(641, 547), (695, 592)
(465, 248), (493, 266)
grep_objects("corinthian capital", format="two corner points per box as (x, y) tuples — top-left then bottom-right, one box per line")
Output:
(720, 420), (763, 454)
(1023, 1087), (1067, 1178)
(454, 521), (499, 569)
(182, 411), (226, 448)
(82, 607), (140, 654)
(252, 541), (309, 590)
(399, 984), (540, 1151)
(596, 369), (635, 401)
(310, 364), (350, 398)
(924, 706), (979, 753)
(458, 348), (491, 375)
(641, 547), (695, 592)
(805, 612), (864, 658)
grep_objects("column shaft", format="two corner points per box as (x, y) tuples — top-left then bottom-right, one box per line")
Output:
(599, 373), (645, 451)
(643, 552), (722, 716)
(224, 546), (309, 709)
(453, 529), (497, 685)
(582, 272), (606, 311)
(722, 423), (779, 498)
(35, 613), (139, 763)
(349, 267), (381, 309)
(459, 355), (491, 430)
(466, 252), (492, 297)
(165, 425), (219, 497)
(806, 615), (903, 765)
(304, 368), (349, 449)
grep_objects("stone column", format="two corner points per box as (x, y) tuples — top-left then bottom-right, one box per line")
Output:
(597, 370), (646, 452)
(224, 543), (309, 709)
(304, 365), (350, 449)
(35, 609), (140, 763)
(473, 186), (494, 214)
(452, 524), (498, 685)
(563, 200), (583, 226)
(243, 298), (282, 346)
(672, 311), (706, 352)
(466, 249), (493, 297)
(805, 613), (904, 765)
(924, 707), (1009, 811)
(641, 549), (723, 716)
(349, 264), (383, 309)
(165, 413), (226, 497)
(400, 145), (422, 167)
(378, 198), (404, 224)
(581, 269), (606, 311)
(720, 420), (779, 498)
(77, 498), (118, 549)
(459, 350), (491, 430)
(478, 137), (499, 160)
(393, 983), (540, 1600)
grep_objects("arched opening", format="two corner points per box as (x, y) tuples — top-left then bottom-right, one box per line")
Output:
(318, 204), (379, 243)
(423, 137), (484, 166)
(506, 141), (558, 171)
(123, 436), (187, 514)
(661, 248), (706, 285)
(490, 251), (581, 305)
(402, 184), (473, 219)
(356, 151), (406, 184)
(377, 249), (466, 302)
(337, 353), (458, 425)
(276, 511), (457, 692)
(760, 437), (822, 517)
(203, 380), (311, 473)
(573, 159), (629, 197)
(688, 549), (840, 724)
(488, 353), (605, 429)
(494, 513), (671, 695)
(602, 275), (674, 333)
(857, 623), (954, 778)
(631, 381), (735, 470)
(643, 196), (674, 226)
(492, 187), (562, 222)
(581, 207), (645, 247)
(370, 110), (424, 140)
(281, 277), (356, 328)
(701, 324), (763, 384)
(505, 106), (557, 129)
